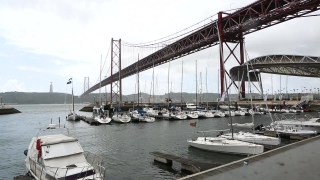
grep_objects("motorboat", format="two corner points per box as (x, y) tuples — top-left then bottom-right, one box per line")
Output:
(234, 110), (246, 116)
(171, 112), (187, 120)
(228, 122), (254, 129)
(139, 114), (155, 123)
(270, 114), (320, 133)
(186, 103), (197, 110)
(223, 110), (235, 117)
(220, 131), (280, 146)
(212, 110), (225, 118)
(92, 106), (111, 124)
(112, 112), (131, 123)
(186, 111), (199, 119)
(202, 111), (214, 118)
(187, 136), (263, 155)
(24, 125), (105, 180)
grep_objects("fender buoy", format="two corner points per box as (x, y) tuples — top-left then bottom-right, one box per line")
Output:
(36, 139), (42, 158)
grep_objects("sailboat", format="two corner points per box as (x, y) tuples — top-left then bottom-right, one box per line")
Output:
(221, 51), (280, 146)
(93, 57), (112, 124)
(188, 27), (264, 155)
(111, 55), (132, 123)
(66, 78), (80, 121)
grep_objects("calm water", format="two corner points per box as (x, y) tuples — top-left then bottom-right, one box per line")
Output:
(0, 104), (312, 179)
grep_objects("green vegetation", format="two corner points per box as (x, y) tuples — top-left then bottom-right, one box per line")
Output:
(0, 91), (259, 104)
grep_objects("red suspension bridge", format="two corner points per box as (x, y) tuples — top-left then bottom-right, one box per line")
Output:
(81, 0), (320, 101)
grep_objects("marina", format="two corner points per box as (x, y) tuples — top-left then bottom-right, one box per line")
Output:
(2, 0), (320, 179)
(1, 104), (318, 179)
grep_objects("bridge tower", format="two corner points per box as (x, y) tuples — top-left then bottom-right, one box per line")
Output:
(83, 77), (89, 94)
(110, 38), (122, 102)
(218, 12), (245, 99)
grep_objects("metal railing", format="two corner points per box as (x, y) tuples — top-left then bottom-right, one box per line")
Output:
(28, 151), (105, 180)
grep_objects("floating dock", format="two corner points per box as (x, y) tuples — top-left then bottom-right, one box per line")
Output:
(150, 151), (221, 173)
(179, 134), (320, 180)
(81, 117), (99, 125)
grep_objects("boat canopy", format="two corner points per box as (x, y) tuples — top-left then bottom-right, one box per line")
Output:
(40, 134), (78, 146)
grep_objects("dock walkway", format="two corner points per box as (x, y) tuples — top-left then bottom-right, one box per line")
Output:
(179, 134), (320, 180)
(150, 151), (220, 173)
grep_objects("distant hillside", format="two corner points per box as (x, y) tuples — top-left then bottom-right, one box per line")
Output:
(0, 92), (262, 104)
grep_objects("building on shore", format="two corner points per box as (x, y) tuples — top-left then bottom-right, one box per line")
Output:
(50, 82), (53, 93)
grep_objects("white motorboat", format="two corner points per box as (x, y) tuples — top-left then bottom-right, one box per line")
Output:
(223, 110), (235, 117)
(220, 131), (280, 146)
(171, 112), (187, 120)
(228, 122), (254, 129)
(271, 115), (320, 133)
(234, 110), (246, 116)
(112, 113), (131, 123)
(93, 106), (111, 124)
(24, 126), (105, 180)
(187, 137), (263, 155)
(212, 110), (225, 118)
(186, 111), (199, 119)
(202, 111), (214, 118)
(139, 114), (155, 123)
(186, 103), (197, 110)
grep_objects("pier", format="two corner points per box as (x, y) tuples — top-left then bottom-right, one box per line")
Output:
(150, 151), (221, 173)
(179, 134), (320, 180)
(81, 116), (99, 125)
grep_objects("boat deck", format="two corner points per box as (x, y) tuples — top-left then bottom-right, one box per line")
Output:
(179, 134), (320, 180)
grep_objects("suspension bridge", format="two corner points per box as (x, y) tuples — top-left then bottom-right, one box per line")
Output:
(80, 0), (320, 101)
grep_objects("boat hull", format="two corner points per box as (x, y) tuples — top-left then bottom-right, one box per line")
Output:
(187, 137), (264, 155)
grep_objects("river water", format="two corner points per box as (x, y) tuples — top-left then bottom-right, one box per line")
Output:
(0, 104), (310, 179)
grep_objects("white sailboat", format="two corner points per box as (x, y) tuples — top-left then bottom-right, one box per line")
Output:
(66, 78), (80, 121)
(94, 56), (112, 124)
(24, 123), (105, 180)
(188, 27), (264, 155)
(221, 58), (280, 146)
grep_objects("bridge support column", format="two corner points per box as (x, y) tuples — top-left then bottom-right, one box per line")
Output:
(110, 38), (122, 103)
(218, 12), (245, 99)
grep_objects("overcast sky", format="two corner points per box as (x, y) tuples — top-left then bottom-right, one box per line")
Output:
(1, 0), (320, 97)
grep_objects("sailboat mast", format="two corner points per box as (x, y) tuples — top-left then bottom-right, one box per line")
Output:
(181, 61), (183, 106)
(152, 59), (155, 106)
(206, 67), (208, 107)
(72, 77), (74, 112)
(99, 55), (102, 106)
(196, 60), (198, 106)
(167, 60), (170, 108)
(217, 21), (233, 138)
(200, 72), (202, 104)
(137, 54), (140, 108)
(246, 62), (255, 133)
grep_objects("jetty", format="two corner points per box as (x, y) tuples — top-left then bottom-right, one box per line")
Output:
(179, 134), (320, 180)
(150, 151), (221, 173)
(0, 105), (21, 115)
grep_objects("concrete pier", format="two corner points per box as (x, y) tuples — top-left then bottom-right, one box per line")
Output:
(150, 151), (221, 173)
(0, 107), (21, 115)
(179, 134), (320, 180)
